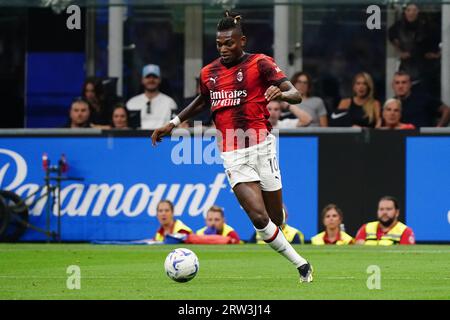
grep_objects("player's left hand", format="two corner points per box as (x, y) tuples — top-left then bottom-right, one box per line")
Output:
(264, 85), (283, 101)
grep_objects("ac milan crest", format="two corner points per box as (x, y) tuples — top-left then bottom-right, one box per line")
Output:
(236, 70), (243, 82)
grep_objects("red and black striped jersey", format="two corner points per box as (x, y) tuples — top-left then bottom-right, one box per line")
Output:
(199, 53), (288, 151)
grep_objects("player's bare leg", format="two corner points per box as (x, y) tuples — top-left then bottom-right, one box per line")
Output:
(261, 189), (284, 226)
(233, 182), (313, 282)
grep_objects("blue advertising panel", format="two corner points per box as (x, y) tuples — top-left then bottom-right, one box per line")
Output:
(0, 135), (318, 242)
(406, 137), (450, 241)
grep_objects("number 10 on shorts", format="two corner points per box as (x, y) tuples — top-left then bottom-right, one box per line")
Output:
(268, 156), (279, 173)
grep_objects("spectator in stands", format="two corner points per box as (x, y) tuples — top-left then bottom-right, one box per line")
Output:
(153, 200), (192, 242)
(64, 98), (92, 128)
(268, 100), (312, 128)
(355, 196), (415, 245)
(250, 205), (304, 244)
(311, 204), (354, 245)
(126, 64), (177, 129)
(82, 77), (112, 127)
(291, 72), (328, 127)
(196, 205), (240, 244)
(388, 3), (441, 95)
(334, 72), (381, 128)
(111, 104), (130, 129)
(378, 98), (415, 130)
(392, 71), (449, 127)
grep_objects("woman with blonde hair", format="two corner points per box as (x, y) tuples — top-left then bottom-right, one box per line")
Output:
(336, 72), (381, 128)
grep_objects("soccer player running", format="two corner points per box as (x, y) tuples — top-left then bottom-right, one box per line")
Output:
(152, 11), (313, 283)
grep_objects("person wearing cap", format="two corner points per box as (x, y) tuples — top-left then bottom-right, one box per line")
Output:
(126, 64), (177, 129)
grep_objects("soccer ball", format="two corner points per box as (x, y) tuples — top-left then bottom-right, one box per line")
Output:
(164, 248), (199, 282)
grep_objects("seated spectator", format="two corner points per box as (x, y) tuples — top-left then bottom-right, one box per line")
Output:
(126, 64), (177, 129)
(82, 77), (112, 127)
(311, 204), (354, 245)
(378, 98), (415, 130)
(334, 72), (381, 128)
(250, 206), (304, 244)
(153, 200), (192, 242)
(111, 104), (130, 129)
(196, 205), (240, 244)
(63, 98), (92, 128)
(291, 72), (328, 127)
(355, 196), (415, 245)
(268, 100), (312, 129)
(392, 71), (449, 127)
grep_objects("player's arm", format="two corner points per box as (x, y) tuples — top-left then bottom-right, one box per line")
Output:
(151, 94), (206, 146)
(264, 80), (303, 104)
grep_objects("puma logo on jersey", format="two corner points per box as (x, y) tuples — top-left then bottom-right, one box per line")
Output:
(209, 76), (218, 84)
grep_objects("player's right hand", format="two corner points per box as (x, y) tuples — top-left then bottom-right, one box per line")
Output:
(151, 123), (175, 146)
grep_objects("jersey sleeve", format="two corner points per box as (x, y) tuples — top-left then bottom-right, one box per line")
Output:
(400, 227), (416, 244)
(257, 56), (288, 87)
(355, 224), (367, 242)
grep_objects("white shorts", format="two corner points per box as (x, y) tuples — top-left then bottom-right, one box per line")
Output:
(220, 134), (282, 192)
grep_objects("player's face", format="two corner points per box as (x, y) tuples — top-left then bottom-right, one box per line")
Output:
(157, 203), (174, 226)
(294, 75), (309, 96)
(404, 4), (419, 23)
(393, 75), (412, 97)
(142, 75), (161, 92)
(353, 76), (369, 98)
(206, 210), (224, 232)
(382, 102), (402, 126)
(216, 29), (246, 64)
(377, 200), (399, 226)
(323, 209), (342, 229)
(112, 108), (128, 129)
(70, 102), (90, 125)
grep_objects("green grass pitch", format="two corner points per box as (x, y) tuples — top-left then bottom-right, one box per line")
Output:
(0, 244), (449, 300)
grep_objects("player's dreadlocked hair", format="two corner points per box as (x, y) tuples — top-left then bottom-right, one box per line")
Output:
(217, 10), (244, 35)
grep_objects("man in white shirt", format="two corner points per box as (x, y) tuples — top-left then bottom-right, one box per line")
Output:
(126, 64), (177, 129)
(268, 100), (312, 128)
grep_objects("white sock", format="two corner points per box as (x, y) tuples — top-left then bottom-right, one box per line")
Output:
(256, 220), (307, 268)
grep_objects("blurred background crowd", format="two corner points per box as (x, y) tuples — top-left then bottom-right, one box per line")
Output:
(1, 1), (449, 130)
